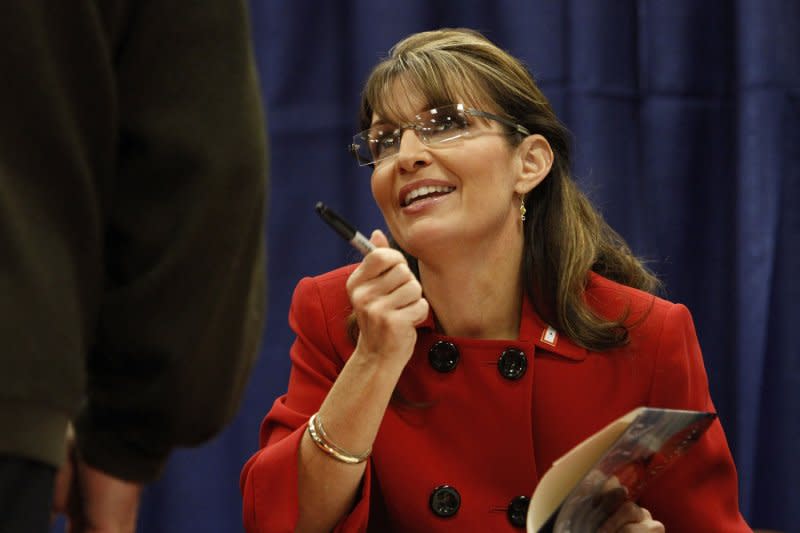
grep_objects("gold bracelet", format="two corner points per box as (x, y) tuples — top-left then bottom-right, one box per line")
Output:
(306, 413), (371, 465)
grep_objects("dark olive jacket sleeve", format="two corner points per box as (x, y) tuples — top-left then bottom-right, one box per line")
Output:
(0, 0), (268, 482)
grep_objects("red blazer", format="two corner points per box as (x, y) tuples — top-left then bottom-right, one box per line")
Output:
(241, 265), (750, 532)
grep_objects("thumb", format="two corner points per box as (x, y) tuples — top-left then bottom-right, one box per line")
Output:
(51, 424), (77, 522)
(370, 229), (391, 248)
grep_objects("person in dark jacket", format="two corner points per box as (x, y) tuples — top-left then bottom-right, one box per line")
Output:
(0, 1), (268, 531)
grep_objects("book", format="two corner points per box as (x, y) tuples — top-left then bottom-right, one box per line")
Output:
(526, 407), (716, 533)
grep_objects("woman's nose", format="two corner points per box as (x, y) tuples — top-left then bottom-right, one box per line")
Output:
(396, 128), (431, 171)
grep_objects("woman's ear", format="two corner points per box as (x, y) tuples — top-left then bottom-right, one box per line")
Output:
(515, 134), (554, 194)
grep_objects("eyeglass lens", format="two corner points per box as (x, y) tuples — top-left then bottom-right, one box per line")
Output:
(354, 105), (470, 166)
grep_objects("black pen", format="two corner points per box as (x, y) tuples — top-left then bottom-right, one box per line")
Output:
(315, 202), (376, 256)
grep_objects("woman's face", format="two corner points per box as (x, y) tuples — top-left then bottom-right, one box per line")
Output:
(369, 94), (529, 261)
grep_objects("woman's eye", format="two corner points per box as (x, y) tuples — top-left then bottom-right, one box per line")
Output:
(379, 135), (398, 150)
(430, 115), (468, 134)
(369, 133), (397, 156)
(432, 119), (458, 132)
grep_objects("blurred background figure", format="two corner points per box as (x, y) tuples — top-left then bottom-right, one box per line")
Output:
(0, 1), (268, 531)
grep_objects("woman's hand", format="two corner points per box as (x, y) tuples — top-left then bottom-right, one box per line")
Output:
(598, 501), (664, 533)
(346, 229), (428, 369)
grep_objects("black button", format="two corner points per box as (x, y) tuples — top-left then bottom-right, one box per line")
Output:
(498, 348), (527, 380)
(429, 485), (460, 518)
(507, 495), (529, 528)
(428, 341), (459, 373)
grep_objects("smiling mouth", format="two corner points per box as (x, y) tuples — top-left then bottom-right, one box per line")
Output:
(402, 185), (456, 207)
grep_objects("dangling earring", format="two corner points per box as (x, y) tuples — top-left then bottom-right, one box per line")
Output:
(519, 195), (527, 222)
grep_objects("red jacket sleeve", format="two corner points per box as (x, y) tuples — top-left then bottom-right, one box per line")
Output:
(240, 274), (372, 533)
(641, 303), (751, 531)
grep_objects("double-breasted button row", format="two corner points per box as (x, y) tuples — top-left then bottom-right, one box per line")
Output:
(428, 341), (460, 373)
(507, 495), (530, 528)
(428, 485), (530, 528)
(497, 348), (527, 380)
(428, 341), (528, 380)
(429, 485), (460, 517)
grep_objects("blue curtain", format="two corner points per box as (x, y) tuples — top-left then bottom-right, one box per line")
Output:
(52, 1), (799, 532)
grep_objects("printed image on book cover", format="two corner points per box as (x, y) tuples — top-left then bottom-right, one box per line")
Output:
(541, 409), (716, 533)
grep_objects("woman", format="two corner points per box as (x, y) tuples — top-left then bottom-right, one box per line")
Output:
(241, 29), (750, 532)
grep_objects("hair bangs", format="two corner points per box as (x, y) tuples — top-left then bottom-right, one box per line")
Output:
(360, 50), (492, 129)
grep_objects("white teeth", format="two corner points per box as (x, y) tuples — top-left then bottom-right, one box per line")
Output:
(403, 185), (455, 206)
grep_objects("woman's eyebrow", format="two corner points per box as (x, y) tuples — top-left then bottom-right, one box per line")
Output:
(370, 103), (433, 128)
(369, 118), (396, 129)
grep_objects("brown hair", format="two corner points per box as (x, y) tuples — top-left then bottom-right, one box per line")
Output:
(354, 28), (660, 351)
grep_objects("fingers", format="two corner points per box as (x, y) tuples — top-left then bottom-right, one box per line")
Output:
(350, 261), (417, 304)
(346, 230), (427, 362)
(591, 485), (628, 516)
(369, 228), (390, 248)
(349, 260), (428, 335)
(408, 296), (430, 325)
(599, 502), (664, 533)
(347, 235), (420, 314)
(51, 424), (78, 523)
(72, 460), (143, 533)
(51, 452), (73, 517)
(350, 244), (406, 283)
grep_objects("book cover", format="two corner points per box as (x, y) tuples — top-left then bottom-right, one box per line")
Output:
(527, 407), (716, 533)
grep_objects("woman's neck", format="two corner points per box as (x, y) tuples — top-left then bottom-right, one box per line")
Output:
(417, 229), (525, 340)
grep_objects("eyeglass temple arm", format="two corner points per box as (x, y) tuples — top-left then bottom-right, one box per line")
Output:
(467, 109), (530, 136)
